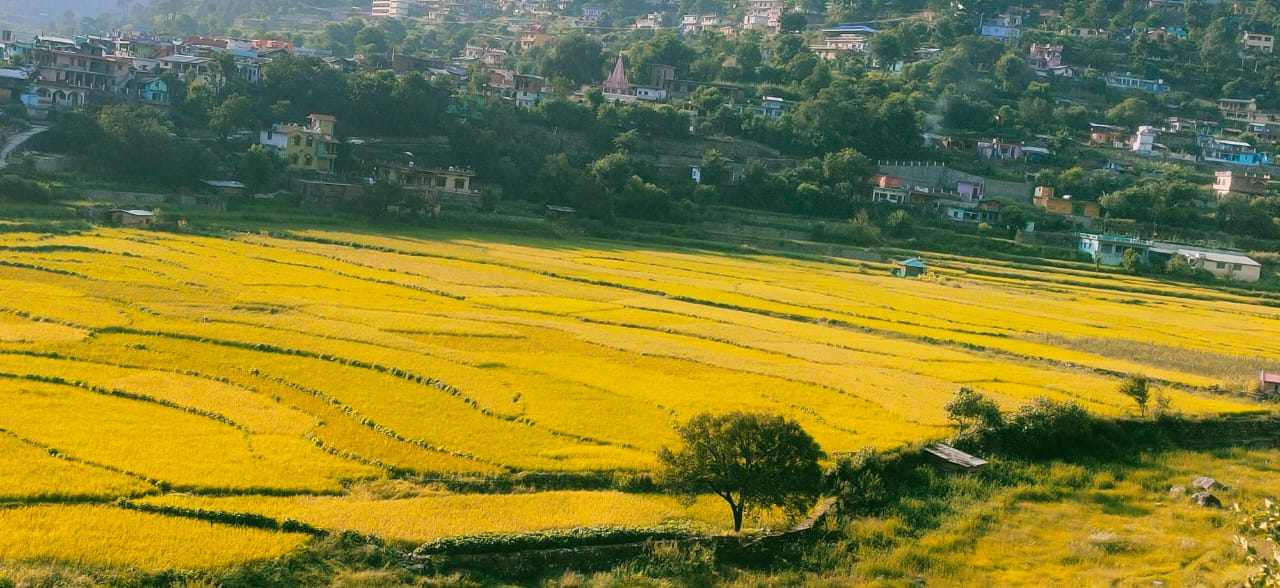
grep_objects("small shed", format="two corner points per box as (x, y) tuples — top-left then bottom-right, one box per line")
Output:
(924, 443), (988, 473)
(200, 179), (247, 198)
(109, 209), (155, 227)
(1261, 371), (1280, 396)
(544, 204), (577, 219)
(893, 257), (928, 278)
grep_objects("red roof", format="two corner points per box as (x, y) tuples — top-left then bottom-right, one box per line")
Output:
(1262, 371), (1280, 384)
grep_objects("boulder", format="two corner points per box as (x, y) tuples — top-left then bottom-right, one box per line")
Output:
(1192, 476), (1226, 491)
(1192, 492), (1222, 508)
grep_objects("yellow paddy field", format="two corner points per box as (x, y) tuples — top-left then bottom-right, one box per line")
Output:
(0, 227), (1275, 572)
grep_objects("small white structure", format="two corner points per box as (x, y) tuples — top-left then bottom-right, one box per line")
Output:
(1132, 126), (1157, 154)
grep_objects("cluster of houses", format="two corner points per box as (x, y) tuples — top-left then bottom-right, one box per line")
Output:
(0, 30), (313, 113)
(1078, 233), (1262, 281)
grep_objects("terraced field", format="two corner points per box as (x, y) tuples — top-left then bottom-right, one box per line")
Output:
(0, 226), (1273, 572)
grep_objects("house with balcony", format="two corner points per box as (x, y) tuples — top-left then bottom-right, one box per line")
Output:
(1217, 98), (1279, 126)
(158, 54), (211, 84)
(1243, 31), (1274, 53)
(513, 73), (546, 108)
(680, 13), (722, 35)
(372, 161), (480, 208)
(980, 14), (1022, 41)
(1028, 44), (1072, 77)
(27, 34), (133, 109)
(1200, 136), (1271, 166)
(810, 25), (876, 60)
(1213, 170), (1271, 199)
(259, 113), (339, 173)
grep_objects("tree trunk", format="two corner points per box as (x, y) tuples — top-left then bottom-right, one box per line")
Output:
(732, 503), (744, 532)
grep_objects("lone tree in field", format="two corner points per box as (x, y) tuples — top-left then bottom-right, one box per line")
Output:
(944, 387), (1004, 448)
(1119, 375), (1150, 417)
(656, 412), (824, 532)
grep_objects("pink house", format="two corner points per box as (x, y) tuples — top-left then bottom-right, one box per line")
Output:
(1262, 371), (1280, 396)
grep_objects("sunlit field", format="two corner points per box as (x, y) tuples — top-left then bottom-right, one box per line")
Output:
(0, 226), (1276, 573)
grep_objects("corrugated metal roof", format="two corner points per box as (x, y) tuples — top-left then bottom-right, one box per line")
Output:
(925, 443), (988, 468)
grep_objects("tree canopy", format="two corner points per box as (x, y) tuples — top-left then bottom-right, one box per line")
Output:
(657, 411), (824, 532)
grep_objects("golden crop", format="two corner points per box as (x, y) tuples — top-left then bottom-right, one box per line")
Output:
(0, 227), (1273, 571)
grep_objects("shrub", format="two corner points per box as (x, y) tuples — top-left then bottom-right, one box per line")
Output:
(0, 174), (51, 203)
(1005, 397), (1106, 458)
(825, 447), (888, 514)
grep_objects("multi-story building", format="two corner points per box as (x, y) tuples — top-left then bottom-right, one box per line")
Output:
(372, 161), (479, 208)
(372, 0), (424, 17)
(1028, 44), (1072, 77)
(1217, 98), (1280, 126)
(1200, 136), (1271, 166)
(680, 14), (722, 35)
(27, 35), (133, 109)
(810, 25), (875, 59)
(1213, 170), (1271, 199)
(259, 113), (340, 173)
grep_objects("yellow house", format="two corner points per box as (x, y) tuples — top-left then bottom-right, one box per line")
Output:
(260, 113), (339, 173)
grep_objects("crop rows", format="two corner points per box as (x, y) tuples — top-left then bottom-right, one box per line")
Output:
(0, 227), (1273, 570)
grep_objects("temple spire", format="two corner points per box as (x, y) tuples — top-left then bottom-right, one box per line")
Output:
(603, 55), (629, 94)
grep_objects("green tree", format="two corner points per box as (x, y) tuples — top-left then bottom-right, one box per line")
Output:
(779, 12), (807, 33)
(657, 412), (824, 532)
(236, 144), (275, 193)
(1121, 247), (1145, 274)
(1106, 97), (1151, 128)
(541, 31), (604, 86)
(208, 93), (253, 141)
(1118, 375), (1150, 417)
(698, 148), (728, 185)
(944, 387), (1004, 447)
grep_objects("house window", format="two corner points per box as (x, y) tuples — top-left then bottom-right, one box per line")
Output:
(435, 177), (446, 188)
(1217, 261), (1226, 269)
(306, 136), (313, 147)
(1232, 263), (1242, 271)
(453, 178), (465, 190)
(304, 154), (313, 166)
(292, 135), (300, 146)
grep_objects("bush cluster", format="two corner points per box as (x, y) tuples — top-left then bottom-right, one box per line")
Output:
(0, 174), (51, 203)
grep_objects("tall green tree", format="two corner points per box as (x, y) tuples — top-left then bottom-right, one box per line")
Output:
(657, 412), (824, 532)
(540, 31), (604, 86)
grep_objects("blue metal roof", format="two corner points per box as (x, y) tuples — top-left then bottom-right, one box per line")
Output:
(824, 24), (877, 33)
